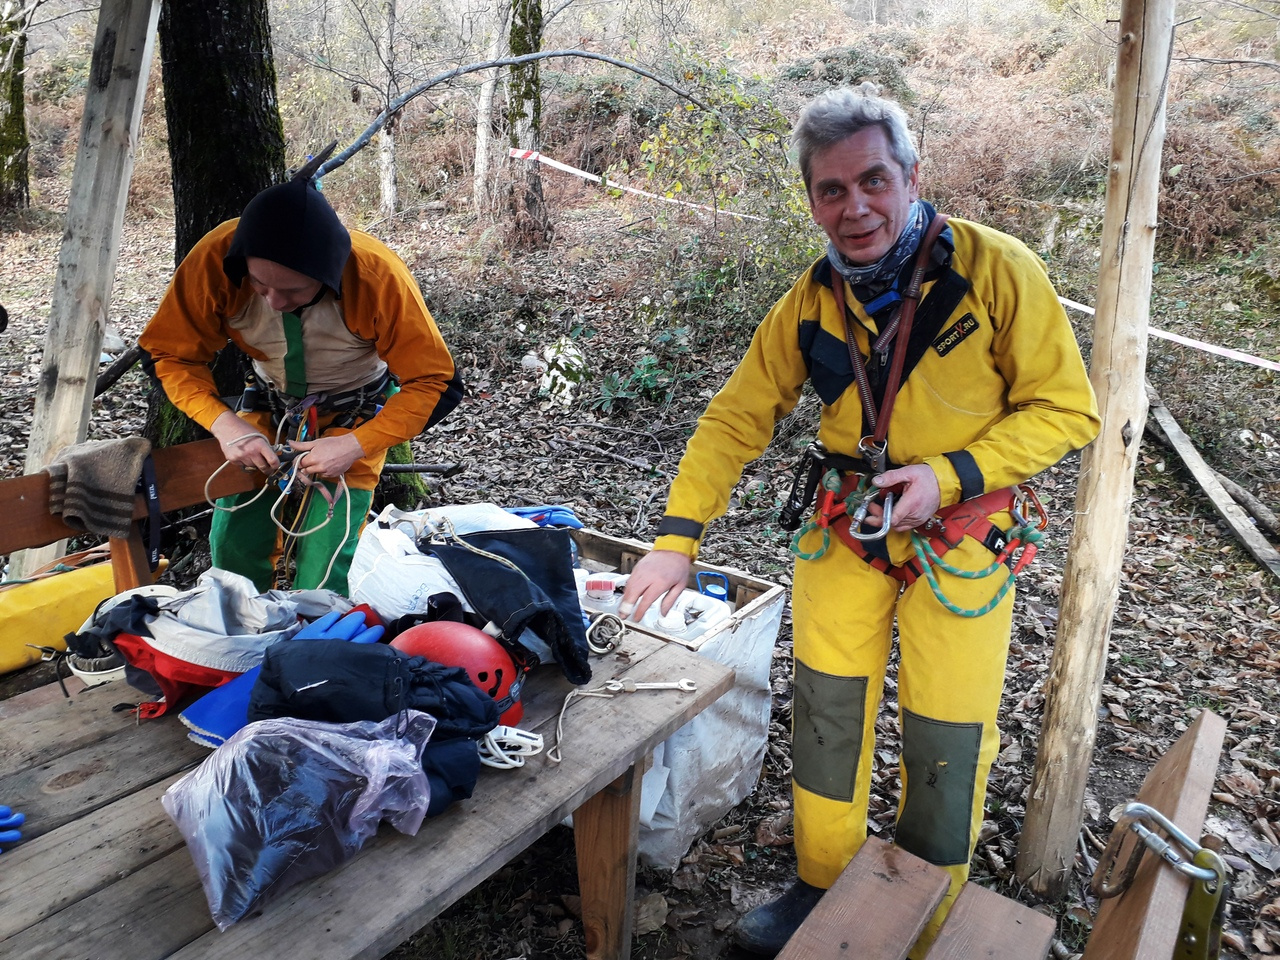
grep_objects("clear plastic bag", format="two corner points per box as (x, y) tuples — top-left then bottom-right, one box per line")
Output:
(162, 710), (435, 930)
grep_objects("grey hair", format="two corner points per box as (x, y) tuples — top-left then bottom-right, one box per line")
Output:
(791, 83), (919, 191)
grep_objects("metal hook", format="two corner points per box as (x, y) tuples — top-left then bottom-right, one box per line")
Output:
(1091, 802), (1221, 898)
(847, 490), (893, 542)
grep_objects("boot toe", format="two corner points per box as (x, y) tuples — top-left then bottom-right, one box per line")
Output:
(732, 880), (825, 956)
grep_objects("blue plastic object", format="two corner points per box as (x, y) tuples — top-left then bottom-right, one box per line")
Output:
(0, 804), (24, 850)
(504, 504), (585, 529)
(294, 610), (385, 645)
(696, 571), (730, 603)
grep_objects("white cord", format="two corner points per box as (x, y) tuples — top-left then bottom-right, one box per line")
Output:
(547, 685), (616, 764)
(479, 725), (546, 769)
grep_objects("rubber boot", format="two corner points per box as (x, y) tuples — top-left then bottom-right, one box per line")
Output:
(732, 878), (826, 956)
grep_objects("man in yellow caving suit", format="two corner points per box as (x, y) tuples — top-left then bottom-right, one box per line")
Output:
(620, 85), (1100, 956)
(140, 176), (462, 596)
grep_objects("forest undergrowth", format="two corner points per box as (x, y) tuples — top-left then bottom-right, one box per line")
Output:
(3, 2), (1280, 957)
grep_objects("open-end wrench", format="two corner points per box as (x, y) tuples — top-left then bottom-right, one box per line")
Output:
(603, 678), (697, 693)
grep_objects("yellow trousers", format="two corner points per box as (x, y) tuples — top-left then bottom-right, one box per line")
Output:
(789, 519), (1015, 949)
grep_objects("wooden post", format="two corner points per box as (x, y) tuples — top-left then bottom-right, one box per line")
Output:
(11, 0), (159, 577)
(1015, 0), (1175, 896)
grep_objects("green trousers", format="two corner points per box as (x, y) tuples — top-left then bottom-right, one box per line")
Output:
(210, 483), (374, 596)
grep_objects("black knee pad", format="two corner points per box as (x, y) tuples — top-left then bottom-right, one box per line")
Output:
(792, 660), (866, 802)
(897, 708), (982, 865)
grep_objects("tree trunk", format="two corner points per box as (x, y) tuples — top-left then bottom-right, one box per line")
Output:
(377, 0), (398, 216)
(0, 12), (29, 210)
(473, 0), (509, 217)
(159, 0), (286, 260)
(505, 0), (551, 246)
(1015, 0), (1176, 898)
(13, 0), (159, 578)
(150, 0), (287, 447)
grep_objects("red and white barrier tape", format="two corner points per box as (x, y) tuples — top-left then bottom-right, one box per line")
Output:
(509, 148), (766, 221)
(510, 147), (1277, 374)
(1058, 297), (1280, 372)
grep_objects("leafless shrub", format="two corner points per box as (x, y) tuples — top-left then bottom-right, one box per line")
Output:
(1156, 123), (1280, 259)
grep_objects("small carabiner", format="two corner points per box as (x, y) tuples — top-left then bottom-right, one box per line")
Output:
(848, 489), (893, 542)
(1013, 484), (1048, 531)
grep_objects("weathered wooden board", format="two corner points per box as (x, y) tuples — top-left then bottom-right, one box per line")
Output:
(1083, 710), (1226, 960)
(776, 838), (949, 960)
(1147, 386), (1280, 581)
(927, 881), (1054, 959)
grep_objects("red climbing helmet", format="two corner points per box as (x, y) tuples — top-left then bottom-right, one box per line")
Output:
(391, 621), (526, 725)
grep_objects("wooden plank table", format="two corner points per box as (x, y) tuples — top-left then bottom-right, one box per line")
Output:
(0, 627), (734, 960)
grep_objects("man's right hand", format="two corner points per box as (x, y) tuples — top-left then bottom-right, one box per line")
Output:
(619, 549), (692, 622)
(210, 410), (279, 473)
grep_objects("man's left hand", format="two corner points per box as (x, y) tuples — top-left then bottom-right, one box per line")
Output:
(868, 464), (941, 531)
(287, 434), (367, 480)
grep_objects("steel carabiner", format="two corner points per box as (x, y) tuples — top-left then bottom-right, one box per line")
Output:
(847, 489), (893, 542)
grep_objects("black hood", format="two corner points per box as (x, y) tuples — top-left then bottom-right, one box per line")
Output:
(222, 179), (351, 295)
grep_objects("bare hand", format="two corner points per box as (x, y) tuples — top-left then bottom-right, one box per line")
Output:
(867, 464), (941, 531)
(211, 410), (277, 473)
(287, 433), (367, 480)
(619, 549), (692, 622)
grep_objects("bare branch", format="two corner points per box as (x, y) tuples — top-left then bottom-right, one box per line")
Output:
(318, 49), (749, 178)
(1175, 54), (1280, 72)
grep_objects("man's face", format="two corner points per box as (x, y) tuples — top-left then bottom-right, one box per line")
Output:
(807, 126), (919, 267)
(246, 256), (323, 313)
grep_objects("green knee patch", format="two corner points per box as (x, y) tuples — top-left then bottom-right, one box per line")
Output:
(792, 662), (865, 802)
(897, 709), (982, 866)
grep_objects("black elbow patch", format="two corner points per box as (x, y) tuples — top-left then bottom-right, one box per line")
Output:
(425, 370), (465, 429)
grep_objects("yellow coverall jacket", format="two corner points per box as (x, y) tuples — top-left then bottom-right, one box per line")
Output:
(653, 217), (1100, 941)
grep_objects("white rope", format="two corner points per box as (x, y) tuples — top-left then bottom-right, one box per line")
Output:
(547, 685), (617, 764)
(479, 725), (546, 769)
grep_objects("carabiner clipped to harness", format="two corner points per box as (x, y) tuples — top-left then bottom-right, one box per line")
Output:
(846, 487), (893, 542)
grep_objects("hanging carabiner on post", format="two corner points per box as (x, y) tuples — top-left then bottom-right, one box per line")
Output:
(1091, 802), (1228, 960)
(1092, 802), (1223, 898)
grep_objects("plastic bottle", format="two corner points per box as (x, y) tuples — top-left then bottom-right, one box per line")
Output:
(575, 570), (628, 616)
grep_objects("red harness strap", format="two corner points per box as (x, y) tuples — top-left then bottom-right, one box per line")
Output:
(826, 476), (1024, 585)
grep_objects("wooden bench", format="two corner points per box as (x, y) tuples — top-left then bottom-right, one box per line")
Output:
(778, 709), (1227, 960)
(0, 441), (737, 960)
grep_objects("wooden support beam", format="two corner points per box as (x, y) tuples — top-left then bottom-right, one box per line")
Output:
(1146, 386), (1280, 581)
(1017, 0), (1176, 897)
(575, 764), (642, 960)
(11, 0), (160, 578)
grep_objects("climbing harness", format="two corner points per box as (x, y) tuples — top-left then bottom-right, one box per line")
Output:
(204, 407), (353, 590)
(791, 471), (1046, 617)
(237, 370), (393, 431)
(1091, 802), (1227, 960)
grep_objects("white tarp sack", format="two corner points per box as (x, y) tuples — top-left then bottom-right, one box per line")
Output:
(637, 594), (784, 869)
(347, 503), (536, 622)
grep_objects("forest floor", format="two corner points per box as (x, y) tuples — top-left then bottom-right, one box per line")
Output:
(2, 170), (1280, 960)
